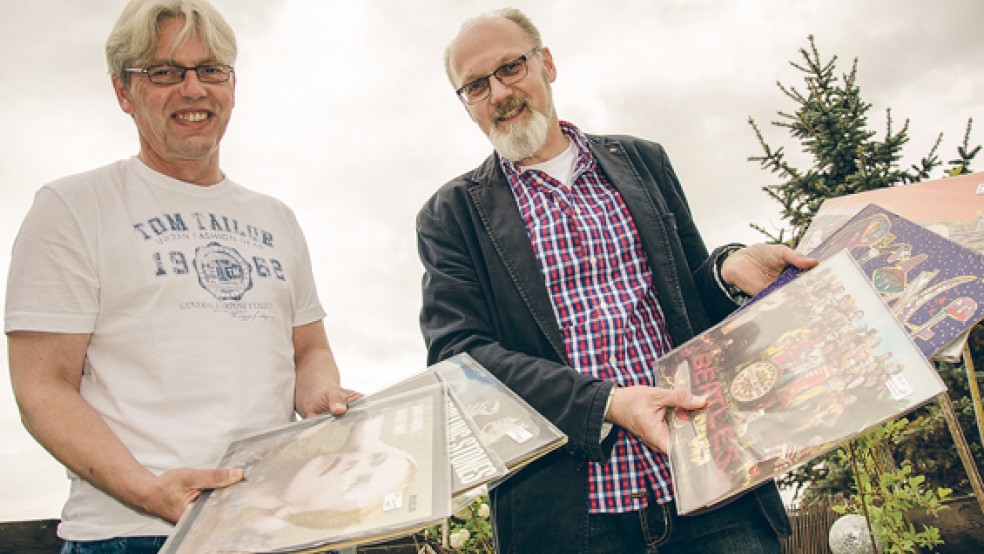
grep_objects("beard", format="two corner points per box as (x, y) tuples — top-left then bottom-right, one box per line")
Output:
(487, 94), (552, 163)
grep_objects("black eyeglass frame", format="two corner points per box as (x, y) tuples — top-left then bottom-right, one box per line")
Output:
(124, 63), (235, 85)
(455, 47), (542, 105)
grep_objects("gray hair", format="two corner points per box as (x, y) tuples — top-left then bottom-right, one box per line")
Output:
(106, 0), (237, 85)
(444, 7), (543, 84)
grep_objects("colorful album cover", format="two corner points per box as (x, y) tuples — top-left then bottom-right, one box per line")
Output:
(743, 204), (984, 360)
(661, 251), (946, 515)
(161, 384), (451, 554)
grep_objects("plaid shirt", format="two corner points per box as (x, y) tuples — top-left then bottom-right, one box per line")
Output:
(500, 122), (675, 513)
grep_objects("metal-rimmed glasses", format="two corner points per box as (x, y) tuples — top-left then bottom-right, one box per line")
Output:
(455, 47), (541, 105)
(124, 63), (234, 85)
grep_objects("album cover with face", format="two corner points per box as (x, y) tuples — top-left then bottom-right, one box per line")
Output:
(161, 384), (451, 554)
(660, 252), (946, 515)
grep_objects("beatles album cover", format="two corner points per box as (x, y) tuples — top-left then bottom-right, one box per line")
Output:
(368, 366), (508, 498)
(433, 353), (568, 472)
(743, 204), (984, 361)
(661, 251), (946, 515)
(161, 384), (451, 554)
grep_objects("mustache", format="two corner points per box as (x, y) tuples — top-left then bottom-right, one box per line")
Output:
(492, 95), (527, 121)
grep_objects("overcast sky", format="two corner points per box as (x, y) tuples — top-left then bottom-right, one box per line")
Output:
(1, 0), (981, 522)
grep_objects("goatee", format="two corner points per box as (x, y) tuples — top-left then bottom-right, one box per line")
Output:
(488, 95), (550, 163)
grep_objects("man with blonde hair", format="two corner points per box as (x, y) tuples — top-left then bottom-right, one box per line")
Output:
(417, 8), (812, 553)
(5, 1), (358, 551)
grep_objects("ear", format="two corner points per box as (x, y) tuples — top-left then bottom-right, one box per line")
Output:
(539, 47), (557, 83)
(112, 75), (135, 115)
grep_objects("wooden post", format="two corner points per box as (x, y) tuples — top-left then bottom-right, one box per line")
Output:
(961, 341), (984, 447)
(938, 392), (984, 514)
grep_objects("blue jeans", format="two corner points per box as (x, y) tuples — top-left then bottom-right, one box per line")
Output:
(60, 536), (167, 554)
(60, 537), (356, 554)
(586, 489), (782, 554)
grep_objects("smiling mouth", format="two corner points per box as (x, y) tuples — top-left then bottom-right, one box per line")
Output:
(173, 111), (211, 122)
(496, 104), (525, 123)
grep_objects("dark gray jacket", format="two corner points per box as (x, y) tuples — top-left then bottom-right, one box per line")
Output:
(416, 134), (791, 553)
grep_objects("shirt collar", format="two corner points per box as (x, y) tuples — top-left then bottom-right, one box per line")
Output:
(498, 121), (596, 184)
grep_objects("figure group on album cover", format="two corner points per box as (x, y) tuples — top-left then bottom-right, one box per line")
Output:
(661, 253), (943, 508)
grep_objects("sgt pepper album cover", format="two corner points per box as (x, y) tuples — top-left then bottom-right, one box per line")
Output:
(660, 251), (946, 514)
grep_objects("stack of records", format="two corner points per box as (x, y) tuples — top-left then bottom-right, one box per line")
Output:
(161, 354), (566, 553)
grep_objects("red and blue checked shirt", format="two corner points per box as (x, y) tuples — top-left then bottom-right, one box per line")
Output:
(500, 122), (676, 513)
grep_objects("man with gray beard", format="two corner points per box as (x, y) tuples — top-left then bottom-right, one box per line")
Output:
(415, 8), (815, 554)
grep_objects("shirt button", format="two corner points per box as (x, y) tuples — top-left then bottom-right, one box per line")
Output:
(589, 256), (598, 265)
(609, 356), (618, 366)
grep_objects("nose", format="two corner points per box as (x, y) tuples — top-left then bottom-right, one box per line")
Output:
(178, 69), (208, 99)
(487, 75), (514, 104)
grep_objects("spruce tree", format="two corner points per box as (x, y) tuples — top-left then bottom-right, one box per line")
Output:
(745, 35), (975, 246)
(747, 35), (982, 522)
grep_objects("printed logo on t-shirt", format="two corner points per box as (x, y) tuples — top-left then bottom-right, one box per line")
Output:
(132, 210), (289, 320)
(194, 242), (253, 301)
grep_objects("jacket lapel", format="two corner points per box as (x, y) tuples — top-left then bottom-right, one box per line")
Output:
(467, 155), (569, 363)
(589, 135), (697, 343)
(589, 136), (666, 262)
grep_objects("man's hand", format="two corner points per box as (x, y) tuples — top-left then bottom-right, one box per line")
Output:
(295, 383), (363, 419)
(604, 386), (707, 454)
(291, 320), (362, 418)
(720, 243), (817, 296)
(136, 467), (244, 523)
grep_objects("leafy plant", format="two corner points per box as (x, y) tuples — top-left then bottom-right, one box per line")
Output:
(414, 495), (494, 553)
(832, 419), (952, 553)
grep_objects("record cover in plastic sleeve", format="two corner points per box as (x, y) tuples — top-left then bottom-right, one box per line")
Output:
(161, 384), (451, 553)
(368, 366), (509, 497)
(796, 171), (984, 256)
(434, 353), (568, 471)
(660, 251), (946, 515)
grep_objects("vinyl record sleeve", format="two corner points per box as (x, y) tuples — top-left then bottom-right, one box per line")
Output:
(161, 384), (451, 553)
(368, 365), (509, 497)
(433, 353), (568, 472)
(797, 171), (984, 256)
(661, 252), (946, 515)
(743, 204), (984, 361)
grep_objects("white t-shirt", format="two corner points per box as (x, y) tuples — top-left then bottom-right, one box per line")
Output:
(5, 158), (326, 540)
(523, 138), (577, 187)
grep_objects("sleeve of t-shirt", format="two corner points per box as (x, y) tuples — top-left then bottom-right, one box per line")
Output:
(5, 186), (99, 334)
(282, 208), (326, 328)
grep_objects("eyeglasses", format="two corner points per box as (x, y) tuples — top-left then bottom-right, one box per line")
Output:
(124, 63), (234, 85)
(455, 47), (541, 105)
